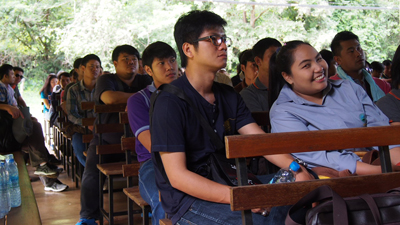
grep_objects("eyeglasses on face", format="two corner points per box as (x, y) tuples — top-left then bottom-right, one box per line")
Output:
(15, 74), (24, 79)
(193, 35), (232, 47)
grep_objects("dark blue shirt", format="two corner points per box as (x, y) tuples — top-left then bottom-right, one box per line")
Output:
(92, 73), (152, 145)
(150, 75), (254, 224)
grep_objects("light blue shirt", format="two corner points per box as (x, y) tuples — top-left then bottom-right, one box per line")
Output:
(270, 79), (390, 173)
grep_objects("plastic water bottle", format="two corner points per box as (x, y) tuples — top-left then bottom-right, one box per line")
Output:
(6, 158), (21, 207)
(269, 161), (300, 184)
(0, 161), (10, 218)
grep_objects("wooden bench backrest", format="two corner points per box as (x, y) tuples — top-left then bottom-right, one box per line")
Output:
(225, 125), (400, 223)
(94, 103), (126, 156)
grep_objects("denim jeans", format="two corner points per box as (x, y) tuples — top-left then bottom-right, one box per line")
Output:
(176, 174), (291, 225)
(139, 159), (165, 225)
(72, 133), (86, 167)
(79, 135), (124, 219)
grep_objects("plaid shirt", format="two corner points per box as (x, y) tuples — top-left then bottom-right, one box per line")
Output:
(0, 81), (17, 106)
(66, 80), (95, 126)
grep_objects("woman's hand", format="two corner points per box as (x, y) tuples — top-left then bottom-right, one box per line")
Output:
(295, 165), (315, 182)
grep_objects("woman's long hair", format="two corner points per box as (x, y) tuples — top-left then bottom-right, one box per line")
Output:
(39, 74), (57, 96)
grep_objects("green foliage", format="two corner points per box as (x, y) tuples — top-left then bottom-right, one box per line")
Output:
(0, 0), (399, 83)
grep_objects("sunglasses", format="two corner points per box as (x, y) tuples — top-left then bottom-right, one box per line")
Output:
(15, 74), (24, 79)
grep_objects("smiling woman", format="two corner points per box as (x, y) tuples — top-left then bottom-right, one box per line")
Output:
(268, 40), (400, 176)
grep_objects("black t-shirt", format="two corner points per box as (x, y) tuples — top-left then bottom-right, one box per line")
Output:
(150, 75), (254, 223)
(92, 73), (152, 145)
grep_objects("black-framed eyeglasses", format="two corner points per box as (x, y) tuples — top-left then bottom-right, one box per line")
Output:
(193, 35), (232, 47)
(15, 74), (24, 79)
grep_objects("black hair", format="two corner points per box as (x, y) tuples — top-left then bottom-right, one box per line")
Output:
(112, 45), (140, 62)
(252, 38), (282, 60)
(391, 45), (400, 89)
(319, 49), (334, 65)
(268, 40), (311, 109)
(174, 10), (227, 67)
(58, 72), (71, 80)
(73, 58), (83, 69)
(239, 49), (254, 66)
(382, 60), (392, 66)
(13, 66), (24, 73)
(70, 69), (78, 80)
(81, 54), (101, 67)
(370, 61), (384, 73)
(142, 41), (176, 69)
(39, 74), (57, 96)
(330, 31), (360, 56)
(0, 64), (13, 80)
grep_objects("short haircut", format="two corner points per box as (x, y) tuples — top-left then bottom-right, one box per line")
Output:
(319, 49), (334, 64)
(112, 45), (140, 62)
(382, 60), (392, 66)
(58, 72), (71, 80)
(73, 58), (83, 69)
(174, 10), (227, 67)
(330, 31), (360, 56)
(0, 64), (14, 80)
(239, 49), (254, 66)
(13, 66), (24, 73)
(370, 61), (384, 73)
(142, 41), (176, 69)
(81, 54), (101, 67)
(391, 45), (400, 89)
(252, 38), (282, 59)
(70, 69), (78, 80)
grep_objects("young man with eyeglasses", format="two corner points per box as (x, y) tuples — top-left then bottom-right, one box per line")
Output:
(150, 10), (313, 225)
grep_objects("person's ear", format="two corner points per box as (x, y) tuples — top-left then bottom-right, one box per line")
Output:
(182, 43), (194, 59)
(240, 64), (246, 73)
(334, 56), (341, 66)
(113, 60), (118, 68)
(144, 65), (153, 77)
(254, 56), (262, 67)
(282, 72), (293, 85)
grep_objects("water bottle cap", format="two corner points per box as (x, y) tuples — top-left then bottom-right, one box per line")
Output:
(0, 161), (4, 166)
(8, 158), (15, 163)
(289, 161), (300, 172)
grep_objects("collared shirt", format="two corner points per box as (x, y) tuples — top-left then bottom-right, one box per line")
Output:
(151, 75), (254, 224)
(66, 80), (96, 126)
(240, 77), (269, 112)
(270, 79), (390, 173)
(0, 81), (17, 106)
(377, 89), (400, 123)
(127, 83), (156, 163)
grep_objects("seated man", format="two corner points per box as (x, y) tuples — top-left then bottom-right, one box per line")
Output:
(76, 45), (152, 225)
(240, 37), (282, 112)
(330, 31), (386, 102)
(50, 71), (71, 127)
(0, 64), (67, 192)
(66, 54), (101, 167)
(150, 10), (313, 225)
(127, 41), (178, 225)
(234, 49), (258, 93)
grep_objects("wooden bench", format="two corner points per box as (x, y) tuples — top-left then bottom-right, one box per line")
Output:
(95, 103), (128, 225)
(0, 151), (41, 225)
(225, 125), (400, 224)
(120, 111), (151, 225)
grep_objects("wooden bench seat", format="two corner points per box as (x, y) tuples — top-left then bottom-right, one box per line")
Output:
(123, 186), (149, 207)
(225, 125), (400, 224)
(97, 162), (126, 176)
